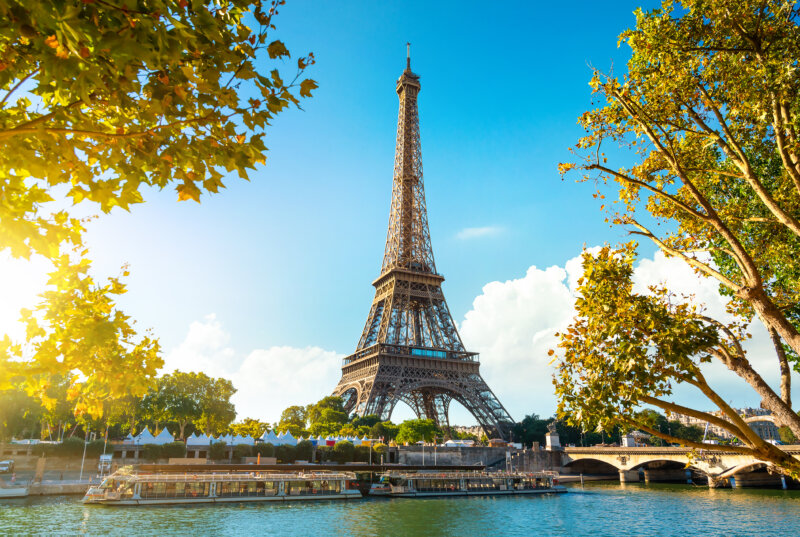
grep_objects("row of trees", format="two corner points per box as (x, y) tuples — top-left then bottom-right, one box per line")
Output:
(511, 412), (708, 448)
(0, 371), (237, 442)
(274, 396), (479, 444)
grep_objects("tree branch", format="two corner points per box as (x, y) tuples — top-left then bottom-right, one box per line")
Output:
(1, 69), (40, 106)
(627, 219), (742, 288)
(586, 163), (709, 221)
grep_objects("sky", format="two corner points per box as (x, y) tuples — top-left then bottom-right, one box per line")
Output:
(2, 0), (796, 426)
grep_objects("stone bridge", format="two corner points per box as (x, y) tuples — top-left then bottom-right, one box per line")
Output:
(559, 446), (800, 488)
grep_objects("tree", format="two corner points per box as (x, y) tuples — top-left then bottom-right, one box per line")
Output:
(0, 0), (316, 419)
(157, 371), (204, 440)
(558, 0), (800, 475)
(278, 405), (308, 435)
(195, 376), (236, 436)
(307, 396), (348, 436)
(0, 387), (43, 441)
(370, 421), (399, 442)
(230, 418), (268, 440)
(351, 414), (381, 428)
(395, 419), (439, 444)
(511, 414), (551, 448)
(555, 247), (799, 473)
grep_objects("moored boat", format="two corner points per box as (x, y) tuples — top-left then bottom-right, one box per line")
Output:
(0, 486), (28, 499)
(82, 467), (361, 505)
(372, 471), (566, 498)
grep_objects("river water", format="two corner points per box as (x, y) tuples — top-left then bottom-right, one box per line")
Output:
(2, 483), (799, 536)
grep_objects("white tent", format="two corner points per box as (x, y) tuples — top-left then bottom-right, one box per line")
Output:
(187, 433), (211, 446)
(135, 427), (156, 444)
(123, 432), (135, 444)
(152, 428), (175, 445)
(317, 435), (326, 446)
(232, 434), (254, 446)
(282, 431), (296, 446)
(215, 434), (234, 444)
(361, 436), (370, 445)
(261, 430), (280, 445)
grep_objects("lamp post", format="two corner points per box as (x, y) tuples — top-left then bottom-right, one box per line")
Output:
(79, 429), (91, 481)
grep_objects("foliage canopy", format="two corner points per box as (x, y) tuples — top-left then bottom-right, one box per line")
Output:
(0, 0), (315, 417)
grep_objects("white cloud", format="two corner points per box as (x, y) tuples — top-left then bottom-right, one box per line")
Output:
(162, 316), (341, 423)
(455, 226), (504, 240)
(458, 249), (795, 423)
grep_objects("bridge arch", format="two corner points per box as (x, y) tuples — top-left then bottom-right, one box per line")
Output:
(562, 457), (621, 474)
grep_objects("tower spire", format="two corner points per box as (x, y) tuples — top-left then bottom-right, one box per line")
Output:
(383, 46), (430, 274)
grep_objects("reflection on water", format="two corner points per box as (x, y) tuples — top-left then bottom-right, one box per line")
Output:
(2, 483), (800, 537)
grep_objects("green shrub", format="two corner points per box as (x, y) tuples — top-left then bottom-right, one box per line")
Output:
(209, 441), (227, 460)
(31, 443), (55, 456)
(332, 441), (354, 464)
(275, 444), (296, 463)
(372, 442), (387, 455)
(253, 443), (275, 457)
(85, 440), (108, 457)
(141, 444), (163, 461)
(59, 437), (87, 456)
(233, 444), (252, 459)
(162, 442), (187, 459)
(315, 446), (330, 463)
(354, 445), (371, 463)
(295, 440), (313, 462)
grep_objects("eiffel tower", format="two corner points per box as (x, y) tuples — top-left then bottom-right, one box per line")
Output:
(333, 46), (514, 440)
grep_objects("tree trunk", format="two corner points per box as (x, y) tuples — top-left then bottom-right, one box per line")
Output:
(769, 327), (792, 410)
(743, 285), (800, 358)
(716, 349), (800, 438)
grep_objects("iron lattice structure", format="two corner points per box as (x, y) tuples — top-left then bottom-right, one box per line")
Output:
(333, 51), (514, 440)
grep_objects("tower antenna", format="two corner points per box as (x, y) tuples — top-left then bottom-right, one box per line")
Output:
(406, 42), (411, 70)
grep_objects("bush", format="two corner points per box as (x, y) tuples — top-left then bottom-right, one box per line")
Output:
(31, 443), (55, 457)
(275, 444), (296, 463)
(315, 446), (330, 463)
(209, 441), (227, 460)
(779, 426), (797, 444)
(141, 444), (163, 461)
(372, 442), (387, 455)
(354, 445), (371, 463)
(233, 444), (252, 459)
(58, 437), (87, 456)
(295, 440), (313, 462)
(85, 440), (107, 457)
(254, 442), (275, 457)
(332, 441), (354, 464)
(163, 442), (187, 459)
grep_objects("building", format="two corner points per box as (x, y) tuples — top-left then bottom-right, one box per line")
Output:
(673, 407), (780, 441)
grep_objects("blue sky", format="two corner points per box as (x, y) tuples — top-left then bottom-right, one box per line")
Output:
(10, 0), (784, 425)
(86, 0), (657, 353)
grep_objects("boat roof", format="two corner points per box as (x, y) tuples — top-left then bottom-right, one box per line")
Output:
(106, 469), (357, 482)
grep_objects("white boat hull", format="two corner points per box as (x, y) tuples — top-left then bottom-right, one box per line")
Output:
(0, 487), (28, 499)
(89, 491), (361, 506)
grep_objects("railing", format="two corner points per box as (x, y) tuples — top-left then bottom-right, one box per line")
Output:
(127, 471), (355, 483)
(342, 344), (478, 366)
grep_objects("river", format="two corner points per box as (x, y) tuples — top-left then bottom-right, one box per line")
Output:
(2, 483), (799, 536)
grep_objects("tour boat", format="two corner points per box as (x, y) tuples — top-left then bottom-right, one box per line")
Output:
(82, 468), (362, 505)
(371, 471), (566, 498)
